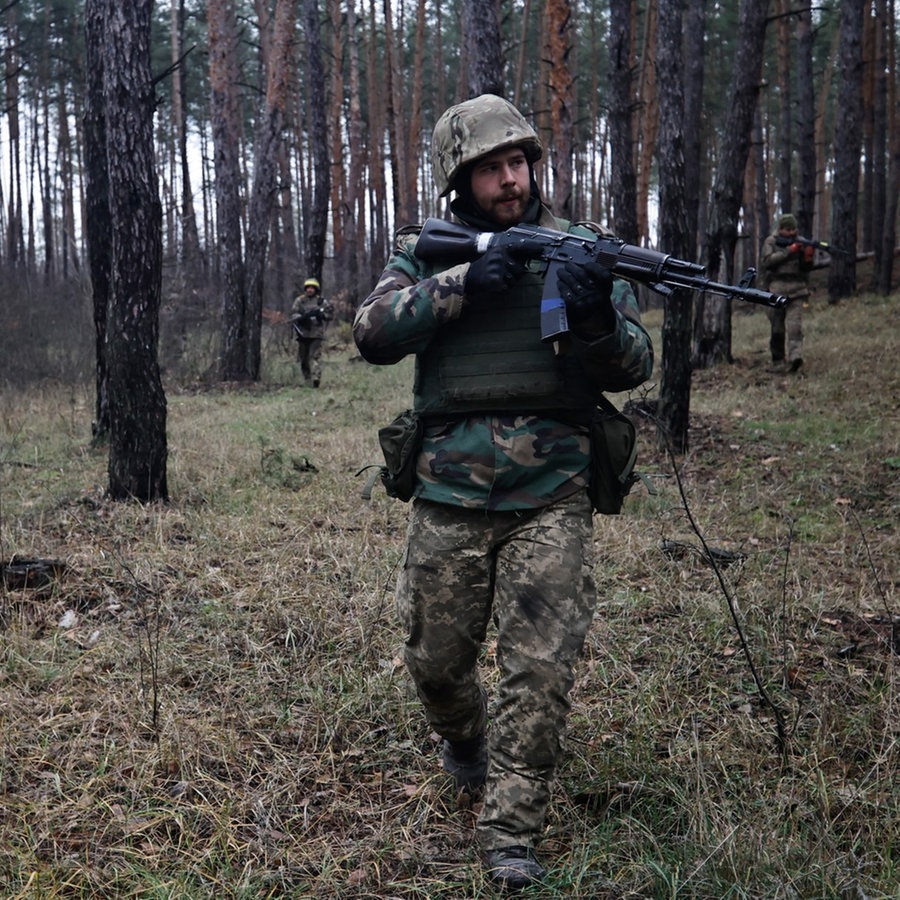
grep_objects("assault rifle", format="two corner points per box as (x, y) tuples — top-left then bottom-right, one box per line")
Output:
(774, 235), (850, 256)
(291, 307), (325, 327)
(414, 218), (787, 343)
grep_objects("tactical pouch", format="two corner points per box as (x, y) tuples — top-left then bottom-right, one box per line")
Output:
(588, 397), (638, 515)
(376, 409), (423, 502)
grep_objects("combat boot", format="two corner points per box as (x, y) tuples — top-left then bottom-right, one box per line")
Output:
(442, 727), (487, 795)
(483, 846), (546, 891)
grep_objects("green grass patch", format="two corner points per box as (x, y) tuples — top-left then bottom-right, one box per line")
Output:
(2, 299), (898, 897)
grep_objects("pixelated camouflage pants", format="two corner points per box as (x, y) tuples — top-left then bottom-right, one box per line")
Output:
(296, 337), (324, 384)
(396, 490), (597, 851)
(768, 296), (804, 363)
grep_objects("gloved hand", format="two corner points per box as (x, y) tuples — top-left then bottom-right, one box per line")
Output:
(803, 245), (815, 264)
(558, 261), (616, 335)
(465, 243), (533, 294)
(788, 242), (803, 255)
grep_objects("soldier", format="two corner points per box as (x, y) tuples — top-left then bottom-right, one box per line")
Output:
(760, 213), (813, 373)
(290, 277), (333, 387)
(353, 95), (653, 891)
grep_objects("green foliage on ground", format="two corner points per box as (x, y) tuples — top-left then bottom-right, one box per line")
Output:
(1, 296), (898, 898)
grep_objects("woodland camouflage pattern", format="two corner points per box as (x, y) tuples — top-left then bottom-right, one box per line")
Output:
(354, 216), (653, 511)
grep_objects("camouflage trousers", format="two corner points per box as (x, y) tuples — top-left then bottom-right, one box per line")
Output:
(296, 337), (324, 385)
(767, 296), (804, 363)
(396, 490), (597, 851)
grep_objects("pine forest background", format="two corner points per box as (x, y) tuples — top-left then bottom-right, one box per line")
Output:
(1, 0), (898, 396)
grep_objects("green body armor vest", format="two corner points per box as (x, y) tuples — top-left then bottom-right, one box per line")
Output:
(412, 267), (598, 418)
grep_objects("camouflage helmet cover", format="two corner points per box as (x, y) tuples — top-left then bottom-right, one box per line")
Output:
(431, 94), (543, 197)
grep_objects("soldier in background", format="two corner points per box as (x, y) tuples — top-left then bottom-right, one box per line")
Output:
(760, 213), (813, 373)
(353, 95), (653, 891)
(290, 277), (333, 387)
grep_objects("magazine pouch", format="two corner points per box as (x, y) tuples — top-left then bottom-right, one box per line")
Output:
(589, 397), (638, 515)
(376, 409), (423, 502)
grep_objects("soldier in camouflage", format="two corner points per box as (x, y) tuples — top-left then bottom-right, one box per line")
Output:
(290, 277), (333, 387)
(760, 213), (813, 373)
(353, 95), (653, 891)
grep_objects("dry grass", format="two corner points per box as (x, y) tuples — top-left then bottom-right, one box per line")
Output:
(1, 293), (898, 899)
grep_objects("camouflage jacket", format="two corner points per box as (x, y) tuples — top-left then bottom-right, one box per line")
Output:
(291, 295), (333, 339)
(760, 232), (812, 300)
(353, 207), (654, 511)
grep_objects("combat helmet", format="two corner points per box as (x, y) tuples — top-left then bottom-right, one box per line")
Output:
(431, 94), (543, 197)
(303, 277), (320, 292)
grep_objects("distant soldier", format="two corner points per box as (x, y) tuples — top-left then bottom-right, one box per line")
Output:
(760, 213), (814, 373)
(290, 278), (333, 387)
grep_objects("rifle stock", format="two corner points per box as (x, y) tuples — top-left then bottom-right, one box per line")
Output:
(415, 218), (787, 343)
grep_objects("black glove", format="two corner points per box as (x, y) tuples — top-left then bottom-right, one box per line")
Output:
(558, 261), (616, 335)
(465, 243), (532, 294)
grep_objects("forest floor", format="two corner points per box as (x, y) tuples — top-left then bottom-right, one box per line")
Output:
(1, 286), (898, 898)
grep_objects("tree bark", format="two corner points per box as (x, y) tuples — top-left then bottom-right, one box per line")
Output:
(827, 0), (865, 302)
(209, 0), (248, 380)
(878, 0), (898, 295)
(656, 0), (693, 455)
(546, 0), (574, 221)
(303, 0), (330, 279)
(84, 0), (111, 440)
(635, 1), (658, 240)
(608, 0), (638, 242)
(695, 0), (770, 368)
(795, 0), (816, 236)
(171, 0), (202, 268)
(245, 0), (296, 379)
(868, 0), (888, 281)
(464, 0), (504, 97)
(682, 0), (705, 256)
(345, 0), (366, 305)
(775, 0), (792, 214)
(101, 0), (168, 501)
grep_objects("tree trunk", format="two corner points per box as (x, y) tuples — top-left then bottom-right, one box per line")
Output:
(869, 0), (888, 282)
(635, 1), (658, 240)
(776, 0), (792, 212)
(406, 0), (425, 221)
(171, 0), (202, 268)
(546, 0), (574, 221)
(465, 0), (504, 97)
(209, 0), (248, 380)
(345, 0), (366, 305)
(795, 0), (816, 236)
(4, 4), (24, 267)
(329, 0), (347, 275)
(878, 0), (898, 295)
(245, 0), (296, 380)
(656, 0), (693, 455)
(366, 0), (388, 272)
(303, 0), (330, 279)
(682, 0), (706, 256)
(607, 0), (638, 242)
(84, 0), (111, 441)
(695, 0), (770, 368)
(101, 0), (168, 501)
(827, 0), (865, 303)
